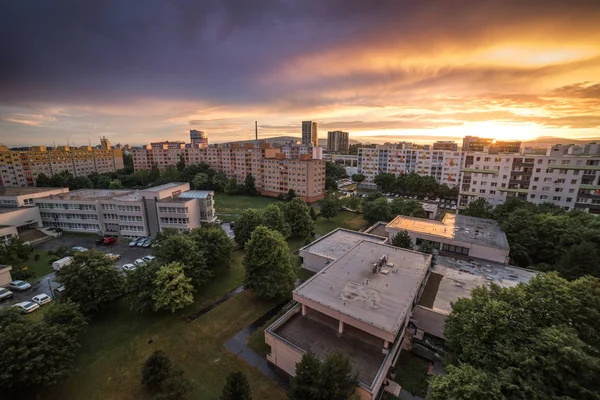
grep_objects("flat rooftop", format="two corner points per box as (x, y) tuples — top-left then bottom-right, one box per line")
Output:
(0, 187), (64, 196)
(295, 240), (431, 335)
(37, 189), (134, 201)
(386, 213), (509, 251)
(300, 228), (388, 261)
(178, 190), (213, 199)
(419, 255), (536, 314)
(141, 182), (187, 192)
(274, 308), (386, 388)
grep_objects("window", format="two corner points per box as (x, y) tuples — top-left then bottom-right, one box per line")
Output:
(571, 179), (578, 184)
(532, 186), (537, 190)
(442, 243), (469, 256)
(561, 160), (570, 165)
(537, 159), (544, 164)
(569, 189), (575, 193)
(553, 196), (561, 201)
(566, 197), (573, 202)
(479, 189), (486, 194)
(536, 168), (541, 173)
(530, 194), (536, 199)
(542, 187), (550, 191)
(491, 182), (497, 187)
(541, 195), (548, 200)
(490, 190), (496, 195)
(555, 188), (563, 192)
(544, 178), (552, 182)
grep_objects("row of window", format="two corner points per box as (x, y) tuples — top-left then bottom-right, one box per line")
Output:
(38, 203), (97, 210)
(158, 207), (189, 214)
(160, 217), (190, 225)
(40, 212), (98, 220)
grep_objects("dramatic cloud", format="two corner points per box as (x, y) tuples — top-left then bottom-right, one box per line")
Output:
(1, 0), (600, 146)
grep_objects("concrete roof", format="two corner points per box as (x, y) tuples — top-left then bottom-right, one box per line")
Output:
(300, 228), (388, 261)
(423, 256), (536, 314)
(0, 187), (64, 196)
(178, 190), (214, 199)
(142, 182), (186, 192)
(37, 189), (134, 201)
(295, 240), (431, 335)
(386, 213), (509, 251)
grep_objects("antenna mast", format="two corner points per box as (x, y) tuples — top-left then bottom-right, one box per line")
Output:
(255, 121), (258, 141)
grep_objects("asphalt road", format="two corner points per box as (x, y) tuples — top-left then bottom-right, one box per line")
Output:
(0, 235), (154, 310)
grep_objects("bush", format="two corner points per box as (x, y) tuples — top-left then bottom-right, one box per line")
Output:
(34, 254), (40, 261)
(141, 350), (172, 393)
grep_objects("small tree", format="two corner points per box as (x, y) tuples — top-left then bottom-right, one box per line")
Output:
(319, 353), (359, 400)
(43, 299), (87, 336)
(153, 262), (195, 312)
(462, 197), (494, 219)
(243, 173), (258, 195)
(284, 197), (315, 238)
(287, 188), (296, 200)
(191, 226), (234, 270)
(220, 371), (252, 400)
(108, 179), (123, 189)
(391, 230), (413, 249)
(233, 209), (263, 246)
(243, 226), (295, 300)
(288, 353), (321, 400)
(362, 197), (391, 223)
(309, 206), (318, 221)
(224, 177), (239, 194)
(261, 204), (291, 238)
(157, 369), (191, 400)
(351, 173), (365, 183)
(319, 197), (338, 220)
(211, 172), (228, 192)
(192, 173), (209, 190)
(59, 250), (125, 313)
(152, 234), (210, 287)
(141, 350), (172, 393)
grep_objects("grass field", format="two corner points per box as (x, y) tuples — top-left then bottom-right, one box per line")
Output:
(24, 249), (54, 281)
(394, 352), (431, 398)
(45, 249), (287, 400)
(314, 211), (368, 235)
(214, 193), (277, 221)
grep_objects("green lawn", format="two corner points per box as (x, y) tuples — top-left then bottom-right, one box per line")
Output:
(314, 211), (368, 235)
(394, 352), (431, 398)
(214, 193), (277, 221)
(23, 249), (54, 281)
(44, 249), (287, 400)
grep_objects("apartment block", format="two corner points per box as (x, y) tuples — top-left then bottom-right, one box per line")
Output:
(189, 130), (208, 148)
(35, 183), (216, 237)
(327, 130), (349, 152)
(301, 121), (318, 146)
(133, 141), (326, 202)
(0, 138), (124, 187)
(357, 148), (463, 188)
(432, 141), (459, 151)
(458, 143), (600, 213)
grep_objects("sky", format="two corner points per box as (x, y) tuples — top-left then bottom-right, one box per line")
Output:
(1, 0), (600, 147)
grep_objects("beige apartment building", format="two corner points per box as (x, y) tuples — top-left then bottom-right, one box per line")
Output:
(132, 141), (326, 202)
(0, 138), (124, 187)
(35, 183), (216, 238)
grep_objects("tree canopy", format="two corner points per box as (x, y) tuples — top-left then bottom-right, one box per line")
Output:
(461, 197), (494, 219)
(233, 208), (263, 246)
(243, 226), (295, 300)
(220, 371), (252, 400)
(362, 197), (391, 223)
(152, 233), (210, 287)
(153, 262), (195, 312)
(284, 197), (315, 238)
(261, 203), (291, 238)
(431, 273), (600, 400)
(351, 173), (365, 183)
(319, 196), (339, 219)
(190, 226), (234, 271)
(390, 198), (427, 218)
(59, 250), (125, 313)
(391, 230), (413, 249)
(141, 350), (173, 393)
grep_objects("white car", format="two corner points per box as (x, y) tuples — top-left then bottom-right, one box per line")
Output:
(106, 253), (121, 261)
(0, 287), (13, 301)
(32, 293), (52, 305)
(134, 259), (145, 266)
(129, 238), (142, 247)
(122, 263), (136, 272)
(142, 255), (156, 263)
(72, 246), (87, 252)
(13, 301), (40, 314)
(7, 280), (32, 292)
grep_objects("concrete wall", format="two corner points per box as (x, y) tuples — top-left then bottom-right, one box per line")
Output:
(0, 266), (13, 287)
(0, 226), (18, 241)
(0, 207), (42, 229)
(298, 250), (333, 273)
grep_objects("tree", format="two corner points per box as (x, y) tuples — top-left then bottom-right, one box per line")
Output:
(153, 234), (210, 287)
(153, 262), (195, 312)
(212, 172), (228, 192)
(176, 155), (186, 172)
(287, 188), (296, 200)
(220, 371), (252, 400)
(284, 197), (315, 238)
(108, 179), (123, 189)
(243, 226), (295, 300)
(362, 197), (391, 223)
(35, 172), (52, 187)
(59, 250), (125, 313)
(243, 173), (258, 195)
(289, 352), (358, 400)
(191, 226), (234, 270)
(557, 241), (600, 280)
(126, 262), (161, 313)
(351, 173), (365, 183)
(261, 204), (291, 238)
(157, 369), (191, 400)
(319, 196), (339, 219)
(288, 353), (322, 400)
(325, 162), (347, 190)
(461, 197), (493, 219)
(373, 172), (396, 191)
(192, 173), (209, 190)
(432, 273), (600, 400)
(233, 208), (262, 246)
(391, 230), (413, 249)
(161, 166), (181, 183)
(429, 364), (503, 400)
(96, 174), (112, 189)
(224, 177), (240, 194)
(390, 198), (426, 218)
(43, 299), (87, 336)
(309, 206), (318, 221)
(141, 350), (172, 393)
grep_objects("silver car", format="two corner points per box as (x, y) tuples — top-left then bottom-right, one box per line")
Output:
(0, 287), (13, 301)
(32, 293), (52, 305)
(13, 301), (40, 313)
(7, 280), (32, 292)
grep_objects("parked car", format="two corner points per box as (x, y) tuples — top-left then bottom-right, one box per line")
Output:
(129, 238), (142, 247)
(142, 255), (156, 263)
(72, 246), (87, 252)
(439, 204), (446, 209)
(122, 263), (136, 272)
(54, 285), (66, 297)
(32, 293), (52, 305)
(104, 236), (117, 245)
(134, 259), (145, 266)
(95, 237), (104, 245)
(0, 287), (13, 301)
(53, 256), (74, 272)
(13, 301), (40, 313)
(7, 280), (32, 292)
(106, 253), (121, 261)
(136, 238), (148, 247)
(142, 239), (152, 248)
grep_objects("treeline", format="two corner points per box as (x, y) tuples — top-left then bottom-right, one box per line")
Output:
(462, 197), (600, 280)
(373, 172), (459, 199)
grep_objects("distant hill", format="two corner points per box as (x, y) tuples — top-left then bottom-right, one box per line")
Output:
(523, 136), (600, 147)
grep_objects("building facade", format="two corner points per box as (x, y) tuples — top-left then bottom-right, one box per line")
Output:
(327, 130), (349, 152)
(357, 148), (463, 188)
(189, 130), (208, 148)
(35, 183), (216, 237)
(301, 121), (318, 147)
(0, 139), (124, 187)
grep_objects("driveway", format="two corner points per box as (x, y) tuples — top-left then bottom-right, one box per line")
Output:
(0, 234), (154, 310)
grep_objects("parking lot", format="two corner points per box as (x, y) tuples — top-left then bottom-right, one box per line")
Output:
(0, 234), (154, 310)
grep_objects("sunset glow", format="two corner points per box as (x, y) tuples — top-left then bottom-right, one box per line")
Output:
(1, 0), (600, 146)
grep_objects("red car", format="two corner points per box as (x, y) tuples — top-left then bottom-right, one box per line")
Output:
(103, 236), (117, 245)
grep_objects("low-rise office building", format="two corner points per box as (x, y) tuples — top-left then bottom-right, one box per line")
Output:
(385, 213), (510, 264)
(267, 241), (432, 400)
